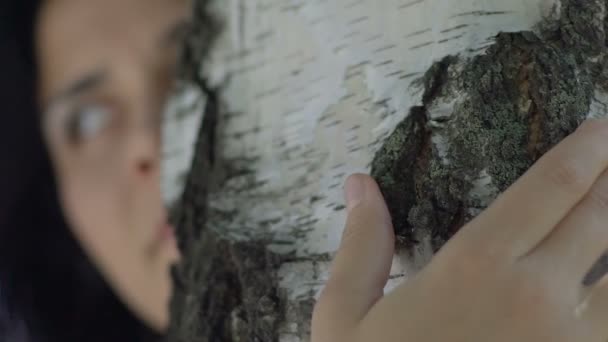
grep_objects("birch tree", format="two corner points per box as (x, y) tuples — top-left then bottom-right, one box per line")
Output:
(165, 0), (608, 341)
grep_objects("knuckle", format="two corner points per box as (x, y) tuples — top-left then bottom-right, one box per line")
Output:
(341, 207), (382, 247)
(547, 159), (587, 194)
(439, 240), (503, 278)
(312, 296), (325, 317)
(518, 280), (553, 305)
(313, 284), (335, 317)
(340, 222), (364, 248)
(587, 178), (608, 211)
(509, 276), (559, 316)
(577, 119), (608, 138)
(515, 260), (570, 310)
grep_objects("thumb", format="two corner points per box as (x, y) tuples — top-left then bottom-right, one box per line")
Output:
(312, 174), (395, 339)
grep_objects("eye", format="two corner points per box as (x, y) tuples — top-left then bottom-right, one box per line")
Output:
(66, 104), (112, 143)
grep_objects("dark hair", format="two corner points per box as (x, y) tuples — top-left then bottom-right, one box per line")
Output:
(0, 2), (162, 341)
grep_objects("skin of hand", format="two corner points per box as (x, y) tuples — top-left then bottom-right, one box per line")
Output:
(313, 119), (608, 342)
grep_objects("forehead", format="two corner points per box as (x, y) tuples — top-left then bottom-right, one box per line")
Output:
(36, 0), (189, 101)
(38, 0), (189, 34)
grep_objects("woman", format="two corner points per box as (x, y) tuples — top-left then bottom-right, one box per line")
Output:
(1, 0), (186, 340)
(3, 0), (608, 342)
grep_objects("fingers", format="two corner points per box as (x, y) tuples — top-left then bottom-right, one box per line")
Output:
(312, 174), (395, 340)
(462, 120), (608, 259)
(528, 170), (608, 287)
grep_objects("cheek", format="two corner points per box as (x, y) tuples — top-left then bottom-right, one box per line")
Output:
(55, 148), (130, 238)
(60, 175), (175, 331)
(60, 174), (134, 259)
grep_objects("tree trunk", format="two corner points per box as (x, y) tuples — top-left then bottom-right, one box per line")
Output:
(166, 0), (608, 341)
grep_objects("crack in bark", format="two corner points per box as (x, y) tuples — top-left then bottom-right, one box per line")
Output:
(168, 2), (286, 341)
(169, 81), (286, 342)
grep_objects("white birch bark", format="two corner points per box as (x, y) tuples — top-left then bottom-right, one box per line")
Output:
(164, 0), (608, 340)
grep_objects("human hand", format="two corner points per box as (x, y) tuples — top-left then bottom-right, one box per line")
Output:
(312, 120), (608, 342)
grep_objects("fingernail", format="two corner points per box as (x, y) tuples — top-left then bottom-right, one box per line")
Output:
(345, 175), (366, 212)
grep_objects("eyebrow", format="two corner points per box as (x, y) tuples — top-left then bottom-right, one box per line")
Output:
(46, 20), (191, 108)
(46, 69), (107, 108)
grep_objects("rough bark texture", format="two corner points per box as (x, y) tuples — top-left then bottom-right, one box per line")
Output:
(373, 0), (608, 250)
(167, 0), (608, 341)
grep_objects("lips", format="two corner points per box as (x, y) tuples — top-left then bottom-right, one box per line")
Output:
(158, 222), (181, 262)
(150, 216), (174, 246)
(159, 223), (176, 242)
(146, 220), (179, 258)
(155, 208), (175, 243)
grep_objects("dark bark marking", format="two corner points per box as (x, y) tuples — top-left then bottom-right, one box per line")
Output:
(410, 41), (434, 50)
(405, 28), (432, 38)
(374, 44), (398, 53)
(399, 0), (426, 10)
(440, 24), (470, 34)
(437, 34), (465, 44)
(348, 16), (370, 25)
(386, 70), (405, 78)
(451, 10), (513, 18)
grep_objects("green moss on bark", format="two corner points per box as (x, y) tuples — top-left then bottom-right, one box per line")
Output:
(372, 0), (608, 250)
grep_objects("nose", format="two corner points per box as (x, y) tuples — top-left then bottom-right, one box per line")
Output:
(127, 127), (160, 179)
(137, 159), (155, 176)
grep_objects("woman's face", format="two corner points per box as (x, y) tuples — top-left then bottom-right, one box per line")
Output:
(36, 0), (189, 331)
